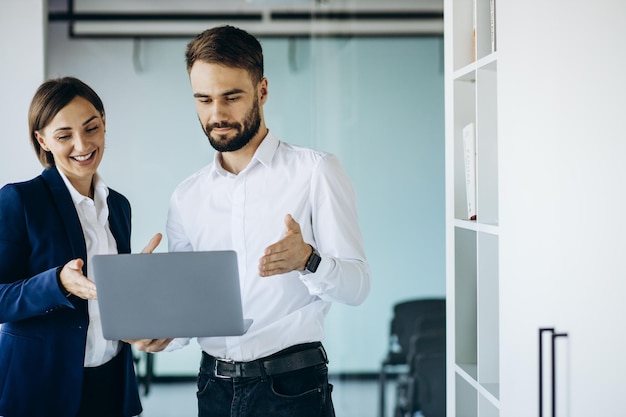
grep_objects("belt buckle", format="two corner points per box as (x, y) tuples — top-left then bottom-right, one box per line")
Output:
(214, 359), (241, 379)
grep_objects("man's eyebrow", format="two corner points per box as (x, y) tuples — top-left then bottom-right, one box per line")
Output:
(222, 89), (245, 96)
(193, 89), (246, 99)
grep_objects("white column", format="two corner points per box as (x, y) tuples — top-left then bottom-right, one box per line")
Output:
(0, 0), (47, 186)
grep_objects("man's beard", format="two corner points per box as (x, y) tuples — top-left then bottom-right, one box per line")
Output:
(203, 99), (262, 153)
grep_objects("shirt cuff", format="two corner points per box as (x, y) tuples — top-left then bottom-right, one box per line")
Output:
(299, 255), (332, 283)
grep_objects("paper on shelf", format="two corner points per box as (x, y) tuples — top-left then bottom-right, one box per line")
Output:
(463, 122), (477, 220)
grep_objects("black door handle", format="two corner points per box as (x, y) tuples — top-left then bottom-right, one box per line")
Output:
(539, 328), (568, 417)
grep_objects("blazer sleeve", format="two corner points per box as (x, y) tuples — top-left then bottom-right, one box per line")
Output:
(0, 184), (74, 324)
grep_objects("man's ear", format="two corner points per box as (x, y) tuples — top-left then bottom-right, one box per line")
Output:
(259, 78), (269, 103)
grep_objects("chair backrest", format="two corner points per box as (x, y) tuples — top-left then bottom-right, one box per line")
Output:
(409, 329), (446, 359)
(387, 298), (445, 364)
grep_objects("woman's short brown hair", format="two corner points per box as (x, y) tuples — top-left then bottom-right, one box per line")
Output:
(28, 77), (105, 168)
(185, 25), (264, 85)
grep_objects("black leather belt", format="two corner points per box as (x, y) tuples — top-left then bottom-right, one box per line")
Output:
(201, 344), (328, 379)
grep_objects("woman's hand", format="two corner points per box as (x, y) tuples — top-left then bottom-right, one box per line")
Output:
(58, 258), (97, 300)
(59, 233), (163, 300)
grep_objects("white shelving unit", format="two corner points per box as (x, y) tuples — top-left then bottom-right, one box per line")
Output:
(445, 0), (499, 415)
(446, 1), (626, 415)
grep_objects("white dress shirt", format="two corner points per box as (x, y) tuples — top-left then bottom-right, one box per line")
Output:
(58, 170), (120, 367)
(166, 132), (371, 361)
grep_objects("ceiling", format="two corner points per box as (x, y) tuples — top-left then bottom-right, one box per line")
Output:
(47, 0), (443, 37)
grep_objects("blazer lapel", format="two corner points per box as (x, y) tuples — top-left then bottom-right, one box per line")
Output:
(41, 167), (88, 265)
(107, 196), (131, 254)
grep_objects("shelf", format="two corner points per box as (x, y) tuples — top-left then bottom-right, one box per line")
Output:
(454, 219), (499, 235)
(451, 0), (496, 67)
(454, 228), (477, 371)
(453, 52), (498, 81)
(480, 383), (500, 404)
(454, 65), (476, 82)
(456, 374), (478, 417)
(477, 233), (499, 395)
(479, 394), (500, 417)
(475, 64), (499, 224)
(478, 53), (498, 71)
(447, 0), (499, 415)
(454, 366), (500, 416)
(452, 64), (499, 224)
(456, 363), (478, 385)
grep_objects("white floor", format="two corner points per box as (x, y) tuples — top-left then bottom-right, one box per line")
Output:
(138, 377), (398, 417)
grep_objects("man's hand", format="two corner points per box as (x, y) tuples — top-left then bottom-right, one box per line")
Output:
(259, 214), (313, 277)
(142, 233), (163, 254)
(124, 338), (173, 353)
(59, 258), (97, 300)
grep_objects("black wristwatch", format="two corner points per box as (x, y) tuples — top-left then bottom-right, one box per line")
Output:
(304, 246), (321, 274)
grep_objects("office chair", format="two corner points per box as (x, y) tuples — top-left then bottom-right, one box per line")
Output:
(378, 298), (445, 417)
(410, 351), (446, 417)
(405, 316), (446, 417)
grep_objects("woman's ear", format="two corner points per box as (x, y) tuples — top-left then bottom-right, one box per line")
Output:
(35, 131), (49, 151)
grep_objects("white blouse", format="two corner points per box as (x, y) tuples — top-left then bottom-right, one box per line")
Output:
(58, 169), (120, 367)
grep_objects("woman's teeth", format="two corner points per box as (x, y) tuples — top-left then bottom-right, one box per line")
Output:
(73, 151), (94, 162)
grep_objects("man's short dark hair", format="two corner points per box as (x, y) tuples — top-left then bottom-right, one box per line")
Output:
(185, 25), (264, 84)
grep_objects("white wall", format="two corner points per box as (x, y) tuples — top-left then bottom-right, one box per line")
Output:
(0, 0), (47, 186)
(38, 20), (445, 374)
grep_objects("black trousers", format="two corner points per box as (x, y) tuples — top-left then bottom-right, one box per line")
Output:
(197, 343), (336, 417)
(76, 352), (125, 417)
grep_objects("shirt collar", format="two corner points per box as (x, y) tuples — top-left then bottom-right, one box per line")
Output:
(253, 130), (279, 168)
(57, 168), (109, 206)
(213, 131), (280, 176)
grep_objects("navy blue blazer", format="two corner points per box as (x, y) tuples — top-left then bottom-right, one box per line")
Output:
(0, 167), (142, 417)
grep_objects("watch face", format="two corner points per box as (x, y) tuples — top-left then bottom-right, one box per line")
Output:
(306, 250), (321, 273)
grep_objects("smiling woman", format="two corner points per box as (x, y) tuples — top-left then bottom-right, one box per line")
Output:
(33, 95), (106, 197)
(0, 77), (161, 417)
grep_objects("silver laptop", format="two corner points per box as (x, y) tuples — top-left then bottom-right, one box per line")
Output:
(91, 250), (252, 340)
